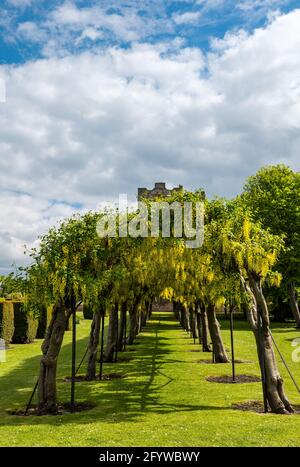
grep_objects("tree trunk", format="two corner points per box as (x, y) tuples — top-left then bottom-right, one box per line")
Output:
(272, 295), (286, 323)
(254, 324), (293, 414)
(173, 302), (180, 321)
(193, 313), (198, 341)
(246, 273), (293, 414)
(288, 282), (300, 328)
(86, 311), (101, 380)
(142, 305), (148, 327)
(182, 305), (191, 332)
(138, 309), (143, 333)
(127, 297), (140, 345)
(144, 301), (150, 325)
(190, 307), (198, 341)
(195, 303), (202, 345)
(206, 304), (229, 363)
(201, 305), (211, 352)
(118, 302), (127, 351)
(37, 304), (69, 414)
(127, 310), (137, 345)
(148, 302), (152, 319)
(177, 303), (184, 327)
(104, 304), (118, 362)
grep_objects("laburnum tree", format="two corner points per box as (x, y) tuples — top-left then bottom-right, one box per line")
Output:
(213, 201), (293, 413)
(242, 164), (300, 327)
(25, 212), (120, 413)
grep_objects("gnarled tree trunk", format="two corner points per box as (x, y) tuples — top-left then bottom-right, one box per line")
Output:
(288, 282), (300, 328)
(118, 302), (127, 351)
(127, 297), (140, 345)
(105, 303), (118, 362)
(86, 310), (101, 380)
(182, 305), (191, 332)
(200, 305), (211, 352)
(173, 301), (180, 321)
(37, 304), (69, 414)
(195, 301), (202, 345)
(190, 307), (198, 340)
(207, 304), (229, 363)
(243, 273), (293, 414)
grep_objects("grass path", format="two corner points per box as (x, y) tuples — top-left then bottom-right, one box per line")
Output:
(0, 311), (300, 446)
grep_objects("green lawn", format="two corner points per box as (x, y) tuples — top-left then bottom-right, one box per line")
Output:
(0, 311), (300, 447)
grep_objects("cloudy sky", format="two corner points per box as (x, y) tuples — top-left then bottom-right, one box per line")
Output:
(0, 0), (300, 273)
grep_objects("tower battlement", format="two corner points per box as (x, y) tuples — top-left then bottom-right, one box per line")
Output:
(138, 182), (183, 200)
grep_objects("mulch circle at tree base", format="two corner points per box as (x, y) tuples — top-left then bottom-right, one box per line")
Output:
(232, 401), (300, 414)
(96, 357), (132, 363)
(64, 373), (126, 382)
(9, 402), (96, 417)
(116, 356), (132, 362)
(99, 373), (125, 381)
(206, 374), (261, 383)
(198, 359), (252, 364)
(232, 359), (253, 363)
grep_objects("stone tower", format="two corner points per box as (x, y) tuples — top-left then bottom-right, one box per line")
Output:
(138, 182), (183, 200)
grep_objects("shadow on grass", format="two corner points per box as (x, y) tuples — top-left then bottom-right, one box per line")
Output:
(0, 312), (232, 428)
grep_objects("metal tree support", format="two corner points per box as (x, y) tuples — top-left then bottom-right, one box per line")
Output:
(99, 312), (105, 380)
(124, 309), (127, 351)
(257, 307), (268, 413)
(70, 301), (77, 412)
(115, 304), (119, 363)
(75, 345), (89, 376)
(196, 311), (202, 346)
(25, 379), (39, 415)
(229, 308), (236, 383)
(269, 329), (300, 394)
(193, 311), (197, 344)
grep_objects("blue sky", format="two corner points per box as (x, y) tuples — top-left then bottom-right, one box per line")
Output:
(0, 0), (300, 272)
(1, 0), (299, 64)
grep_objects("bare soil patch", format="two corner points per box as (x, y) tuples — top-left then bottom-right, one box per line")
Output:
(206, 374), (261, 383)
(63, 373), (126, 382)
(232, 400), (300, 414)
(9, 401), (95, 416)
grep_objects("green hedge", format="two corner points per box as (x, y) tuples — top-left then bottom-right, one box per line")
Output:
(83, 303), (94, 320)
(36, 305), (53, 339)
(0, 301), (15, 345)
(12, 303), (38, 344)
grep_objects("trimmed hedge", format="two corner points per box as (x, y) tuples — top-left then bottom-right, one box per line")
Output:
(12, 302), (38, 344)
(0, 301), (15, 345)
(83, 303), (93, 320)
(36, 305), (53, 339)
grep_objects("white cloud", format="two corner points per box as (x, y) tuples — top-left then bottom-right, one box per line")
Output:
(0, 74), (6, 102)
(1, 9), (300, 272)
(76, 27), (104, 44)
(4, 0), (289, 59)
(173, 11), (202, 25)
(237, 0), (287, 12)
(17, 21), (47, 42)
(0, 192), (80, 273)
(197, 0), (288, 11)
(46, 1), (171, 45)
(196, 0), (227, 9)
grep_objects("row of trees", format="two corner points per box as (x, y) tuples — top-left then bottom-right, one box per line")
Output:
(2, 164), (299, 415)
